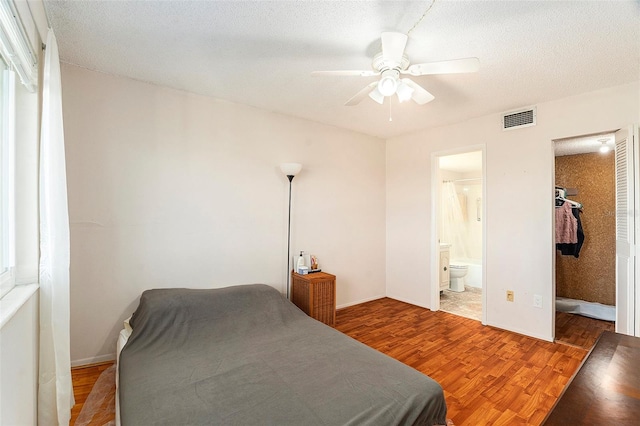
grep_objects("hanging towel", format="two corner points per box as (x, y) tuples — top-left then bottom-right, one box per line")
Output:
(555, 201), (577, 244)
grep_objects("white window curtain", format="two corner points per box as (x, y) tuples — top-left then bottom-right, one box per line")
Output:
(38, 28), (74, 426)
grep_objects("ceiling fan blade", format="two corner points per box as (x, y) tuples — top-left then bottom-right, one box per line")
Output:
(401, 78), (435, 105)
(404, 57), (480, 76)
(312, 70), (379, 77)
(381, 32), (408, 64)
(345, 82), (378, 106)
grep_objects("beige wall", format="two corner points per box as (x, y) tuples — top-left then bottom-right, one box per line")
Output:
(386, 82), (639, 341)
(62, 63), (638, 362)
(61, 64), (387, 364)
(555, 152), (615, 305)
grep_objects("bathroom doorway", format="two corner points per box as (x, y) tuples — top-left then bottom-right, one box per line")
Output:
(552, 127), (640, 346)
(433, 148), (485, 323)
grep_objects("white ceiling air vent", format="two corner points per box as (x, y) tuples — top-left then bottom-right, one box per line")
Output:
(502, 107), (536, 131)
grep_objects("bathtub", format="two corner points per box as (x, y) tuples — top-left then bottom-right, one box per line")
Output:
(450, 258), (482, 288)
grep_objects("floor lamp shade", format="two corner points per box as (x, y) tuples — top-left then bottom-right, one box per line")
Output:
(280, 163), (302, 178)
(281, 163), (302, 299)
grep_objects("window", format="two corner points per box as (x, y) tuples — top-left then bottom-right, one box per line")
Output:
(0, 58), (15, 298)
(0, 0), (36, 298)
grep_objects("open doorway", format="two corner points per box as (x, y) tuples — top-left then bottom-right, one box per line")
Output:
(553, 132), (616, 348)
(435, 149), (484, 322)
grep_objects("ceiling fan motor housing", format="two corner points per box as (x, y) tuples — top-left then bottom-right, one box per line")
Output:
(372, 52), (410, 72)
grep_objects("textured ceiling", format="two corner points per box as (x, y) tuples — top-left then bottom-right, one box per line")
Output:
(554, 132), (616, 157)
(44, 0), (640, 139)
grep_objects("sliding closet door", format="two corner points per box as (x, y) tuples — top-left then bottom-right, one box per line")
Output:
(614, 125), (638, 336)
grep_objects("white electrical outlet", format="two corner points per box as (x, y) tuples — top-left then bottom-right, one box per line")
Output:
(533, 295), (543, 308)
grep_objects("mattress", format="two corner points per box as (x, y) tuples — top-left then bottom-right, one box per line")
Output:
(118, 284), (447, 425)
(115, 318), (132, 426)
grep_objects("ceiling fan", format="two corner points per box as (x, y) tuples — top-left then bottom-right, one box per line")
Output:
(312, 32), (479, 106)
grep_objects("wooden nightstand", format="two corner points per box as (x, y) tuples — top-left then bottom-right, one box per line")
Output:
(291, 271), (336, 327)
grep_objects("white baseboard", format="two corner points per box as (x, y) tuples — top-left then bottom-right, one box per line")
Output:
(385, 295), (431, 310)
(488, 323), (553, 343)
(71, 353), (116, 367)
(336, 294), (385, 310)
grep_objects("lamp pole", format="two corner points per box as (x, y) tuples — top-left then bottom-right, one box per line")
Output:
(285, 174), (294, 299)
(280, 162), (301, 299)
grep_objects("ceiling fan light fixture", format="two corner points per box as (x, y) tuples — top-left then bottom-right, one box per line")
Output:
(377, 70), (399, 96)
(396, 81), (414, 102)
(368, 87), (385, 104)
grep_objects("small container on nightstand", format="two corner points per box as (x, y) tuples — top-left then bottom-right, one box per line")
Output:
(291, 271), (336, 327)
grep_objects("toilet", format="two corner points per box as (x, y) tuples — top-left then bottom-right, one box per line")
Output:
(449, 264), (468, 292)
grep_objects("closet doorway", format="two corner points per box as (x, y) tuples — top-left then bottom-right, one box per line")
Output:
(553, 126), (639, 346)
(432, 147), (486, 323)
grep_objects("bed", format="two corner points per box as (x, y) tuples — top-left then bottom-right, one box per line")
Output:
(117, 284), (447, 425)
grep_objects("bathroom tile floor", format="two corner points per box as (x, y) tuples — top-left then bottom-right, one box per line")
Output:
(439, 285), (482, 321)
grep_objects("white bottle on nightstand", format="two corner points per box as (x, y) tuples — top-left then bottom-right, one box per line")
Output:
(296, 251), (305, 273)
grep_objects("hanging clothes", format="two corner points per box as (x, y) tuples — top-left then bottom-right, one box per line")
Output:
(556, 201), (577, 244)
(556, 205), (584, 258)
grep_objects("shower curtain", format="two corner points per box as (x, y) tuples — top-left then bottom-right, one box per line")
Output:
(441, 181), (469, 260)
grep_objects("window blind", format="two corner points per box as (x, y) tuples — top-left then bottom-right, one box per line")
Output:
(0, 0), (37, 91)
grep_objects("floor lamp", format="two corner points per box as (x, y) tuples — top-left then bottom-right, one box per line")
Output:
(280, 163), (302, 299)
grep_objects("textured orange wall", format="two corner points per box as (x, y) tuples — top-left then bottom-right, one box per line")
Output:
(555, 152), (615, 305)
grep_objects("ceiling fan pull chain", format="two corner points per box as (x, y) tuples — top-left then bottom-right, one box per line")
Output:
(407, 0), (437, 37)
(389, 99), (393, 122)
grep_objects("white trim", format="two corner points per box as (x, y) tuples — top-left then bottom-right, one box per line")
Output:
(0, 0), (37, 91)
(0, 68), (15, 298)
(71, 353), (117, 368)
(632, 124), (639, 337)
(336, 294), (385, 310)
(430, 144), (487, 325)
(495, 323), (554, 343)
(430, 152), (441, 312)
(0, 282), (37, 329)
(550, 138), (557, 341)
(386, 295), (431, 311)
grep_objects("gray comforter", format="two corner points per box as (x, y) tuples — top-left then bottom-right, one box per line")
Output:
(119, 284), (447, 425)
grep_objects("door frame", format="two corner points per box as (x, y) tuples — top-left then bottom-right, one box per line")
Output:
(614, 126), (635, 335)
(552, 124), (640, 338)
(430, 144), (487, 325)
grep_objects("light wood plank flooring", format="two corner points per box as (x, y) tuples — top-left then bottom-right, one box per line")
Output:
(336, 298), (587, 425)
(72, 298), (609, 425)
(555, 311), (615, 349)
(71, 361), (115, 425)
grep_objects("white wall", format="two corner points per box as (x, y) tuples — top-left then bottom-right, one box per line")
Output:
(387, 82), (639, 341)
(61, 64), (387, 364)
(0, 289), (39, 426)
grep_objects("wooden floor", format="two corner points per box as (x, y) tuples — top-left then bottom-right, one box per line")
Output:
(71, 362), (115, 425)
(555, 311), (615, 349)
(544, 331), (640, 425)
(336, 298), (588, 425)
(71, 298), (611, 425)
